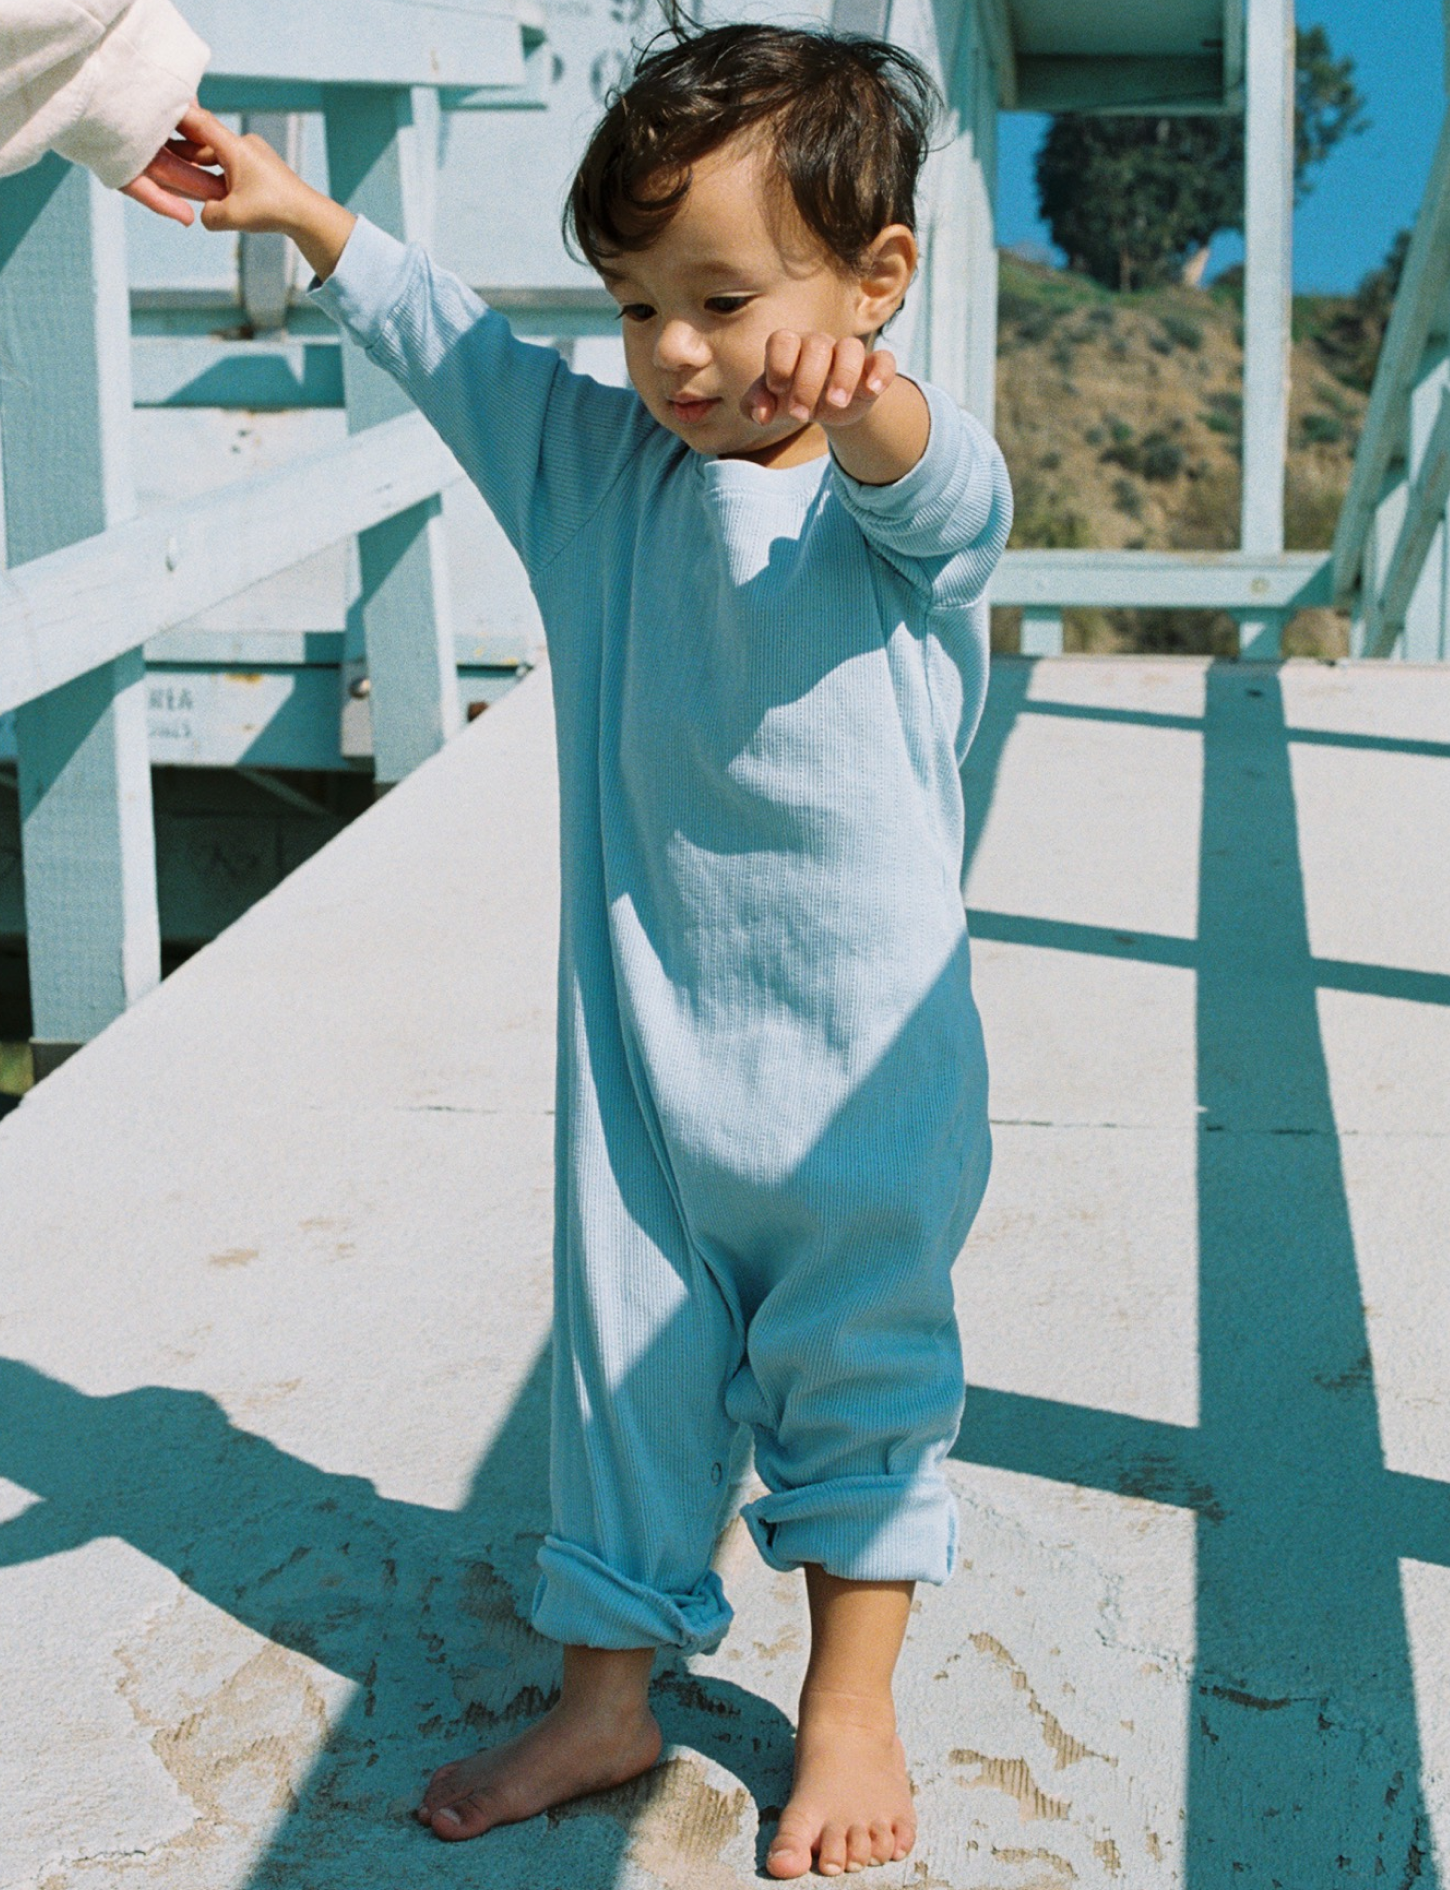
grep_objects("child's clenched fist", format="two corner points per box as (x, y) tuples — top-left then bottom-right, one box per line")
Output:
(744, 332), (897, 431)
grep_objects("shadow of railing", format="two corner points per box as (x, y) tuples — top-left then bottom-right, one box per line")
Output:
(953, 662), (1450, 1882)
(8, 656), (1440, 1881)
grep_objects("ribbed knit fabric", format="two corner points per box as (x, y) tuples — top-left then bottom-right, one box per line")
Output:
(314, 217), (1013, 1652)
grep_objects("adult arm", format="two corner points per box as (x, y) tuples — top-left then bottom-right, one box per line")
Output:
(0, 0), (209, 189)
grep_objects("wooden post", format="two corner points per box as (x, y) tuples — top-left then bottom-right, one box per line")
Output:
(920, 0), (1000, 427)
(0, 157), (160, 1073)
(1020, 608), (1064, 656)
(1238, 0), (1295, 660)
(323, 85), (460, 786)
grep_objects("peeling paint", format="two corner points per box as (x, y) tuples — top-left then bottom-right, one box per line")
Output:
(951, 1750), (1071, 1822)
(969, 1633), (1114, 1771)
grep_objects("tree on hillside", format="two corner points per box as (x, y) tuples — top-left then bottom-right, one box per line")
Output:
(1034, 26), (1367, 292)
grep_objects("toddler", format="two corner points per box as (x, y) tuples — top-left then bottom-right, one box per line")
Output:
(184, 22), (1011, 1878)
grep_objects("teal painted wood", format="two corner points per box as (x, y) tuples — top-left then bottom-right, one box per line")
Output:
(1332, 104), (1450, 607)
(1013, 54), (1226, 114)
(184, 0), (526, 89)
(1374, 368), (1450, 660)
(325, 86), (462, 785)
(994, 549), (1331, 610)
(1019, 607), (1064, 656)
(130, 336), (345, 408)
(0, 412), (462, 718)
(0, 158), (160, 1051)
(1237, 0), (1294, 660)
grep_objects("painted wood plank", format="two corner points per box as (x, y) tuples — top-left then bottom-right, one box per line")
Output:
(183, 0), (526, 89)
(130, 338), (344, 409)
(1237, 0), (1293, 659)
(325, 86), (462, 784)
(1368, 380), (1450, 657)
(919, 0), (1000, 426)
(0, 158), (160, 1058)
(994, 550), (1332, 611)
(1013, 55), (1224, 115)
(0, 414), (462, 719)
(1019, 607), (1064, 656)
(1332, 104), (1450, 602)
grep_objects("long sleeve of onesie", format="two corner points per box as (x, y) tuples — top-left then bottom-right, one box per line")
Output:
(313, 215), (657, 579)
(314, 225), (1013, 1654)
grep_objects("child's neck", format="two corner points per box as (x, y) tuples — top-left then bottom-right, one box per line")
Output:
(720, 421), (829, 470)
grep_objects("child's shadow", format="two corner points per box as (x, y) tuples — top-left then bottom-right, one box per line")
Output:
(0, 1349), (796, 1886)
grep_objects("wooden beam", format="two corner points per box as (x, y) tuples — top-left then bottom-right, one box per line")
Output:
(1332, 104), (1450, 602)
(183, 0), (526, 89)
(1013, 55), (1227, 116)
(0, 414), (462, 720)
(325, 87), (462, 784)
(1238, 0), (1295, 659)
(0, 159), (160, 1054)
(993, 550), (1331, 612)
(1365, 382), (1450, 656)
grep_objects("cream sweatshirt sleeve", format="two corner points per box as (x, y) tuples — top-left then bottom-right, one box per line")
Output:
(0, 0), (209, 190)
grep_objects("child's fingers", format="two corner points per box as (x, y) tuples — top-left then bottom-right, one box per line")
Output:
(177, 103), (243, 166)
(742, 373), (778, 427)
(762, 330), (802, 398)
(782, 332), (834, 420)
(822, 336), (867, 410)
(861, 347), (896, 399)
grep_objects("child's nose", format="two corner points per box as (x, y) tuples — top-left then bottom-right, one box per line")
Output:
(654, 319), (708, 372)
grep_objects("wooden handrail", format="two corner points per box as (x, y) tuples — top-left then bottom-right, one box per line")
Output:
(0, 414), (461, 720)
(1331, 102), (1450, 606)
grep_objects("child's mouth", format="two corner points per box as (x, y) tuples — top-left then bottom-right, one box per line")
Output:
(668, 395), (719, 425)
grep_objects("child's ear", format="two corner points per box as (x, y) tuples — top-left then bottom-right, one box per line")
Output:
(856, 225), (917, 331)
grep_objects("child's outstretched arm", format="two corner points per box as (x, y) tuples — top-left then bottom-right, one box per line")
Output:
(183, 105), (652, 579)
(182, 105), (356, 277)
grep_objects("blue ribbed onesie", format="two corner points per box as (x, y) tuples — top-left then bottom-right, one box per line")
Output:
(315, 217), (1013, 1655)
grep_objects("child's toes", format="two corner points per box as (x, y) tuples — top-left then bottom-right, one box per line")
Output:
(868, 1818), (895, 1864)
(416, 1764), (459, 1820)
(765, 1812), (816, 1879)
(427, 1791), (499, 1841)
(891, 1817), (917, 1860)
(844, 1821), (874, 1871)
(817, 1821), (850, 1875)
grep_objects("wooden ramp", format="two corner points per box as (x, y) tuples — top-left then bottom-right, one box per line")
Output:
(1, 655), (1448, 1889)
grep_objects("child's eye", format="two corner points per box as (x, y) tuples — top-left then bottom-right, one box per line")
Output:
(615, 304), (655, 323)
(705, 296), (751, 315)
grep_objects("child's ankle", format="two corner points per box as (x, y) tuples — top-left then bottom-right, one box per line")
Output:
(798, 1679), (899, 1730)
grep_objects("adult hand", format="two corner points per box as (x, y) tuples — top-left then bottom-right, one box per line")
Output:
(120, 110), (226, 226)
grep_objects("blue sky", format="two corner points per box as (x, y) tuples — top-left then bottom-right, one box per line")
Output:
(995, 0), (1444, 294)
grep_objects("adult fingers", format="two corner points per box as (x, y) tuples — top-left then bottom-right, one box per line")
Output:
(120, 174), (194, 225)
(144, 147), (226, 200)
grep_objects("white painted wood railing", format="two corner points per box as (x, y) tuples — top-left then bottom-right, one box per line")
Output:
(0, 1), (534, 1073)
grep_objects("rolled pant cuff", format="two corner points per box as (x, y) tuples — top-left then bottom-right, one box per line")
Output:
(741, 1473), (958, 1584)
(530, 1534), (734, 1652)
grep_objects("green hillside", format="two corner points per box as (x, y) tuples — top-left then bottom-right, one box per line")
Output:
(992, 252), (1384, 657)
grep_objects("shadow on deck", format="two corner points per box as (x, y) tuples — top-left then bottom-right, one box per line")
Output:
(0, 657), (1446, 1886)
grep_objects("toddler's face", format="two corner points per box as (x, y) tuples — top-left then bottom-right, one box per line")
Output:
(599, 136), (878, 466)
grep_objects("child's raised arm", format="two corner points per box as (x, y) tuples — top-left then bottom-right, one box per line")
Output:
(182, 105), (357, 279)
(185, 105), (653, 580)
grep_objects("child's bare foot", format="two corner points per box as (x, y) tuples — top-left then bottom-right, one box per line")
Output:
(417, 1644), (660, 1841)
(766, 1686), (916, 1878)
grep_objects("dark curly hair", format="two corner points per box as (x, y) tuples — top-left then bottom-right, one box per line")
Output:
(565, 22), (941, 277)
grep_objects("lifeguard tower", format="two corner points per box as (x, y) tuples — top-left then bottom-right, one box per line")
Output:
(1, 3), (1447, 1885)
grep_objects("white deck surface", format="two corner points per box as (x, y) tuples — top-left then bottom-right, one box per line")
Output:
(1, 655), (1447, 1889)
